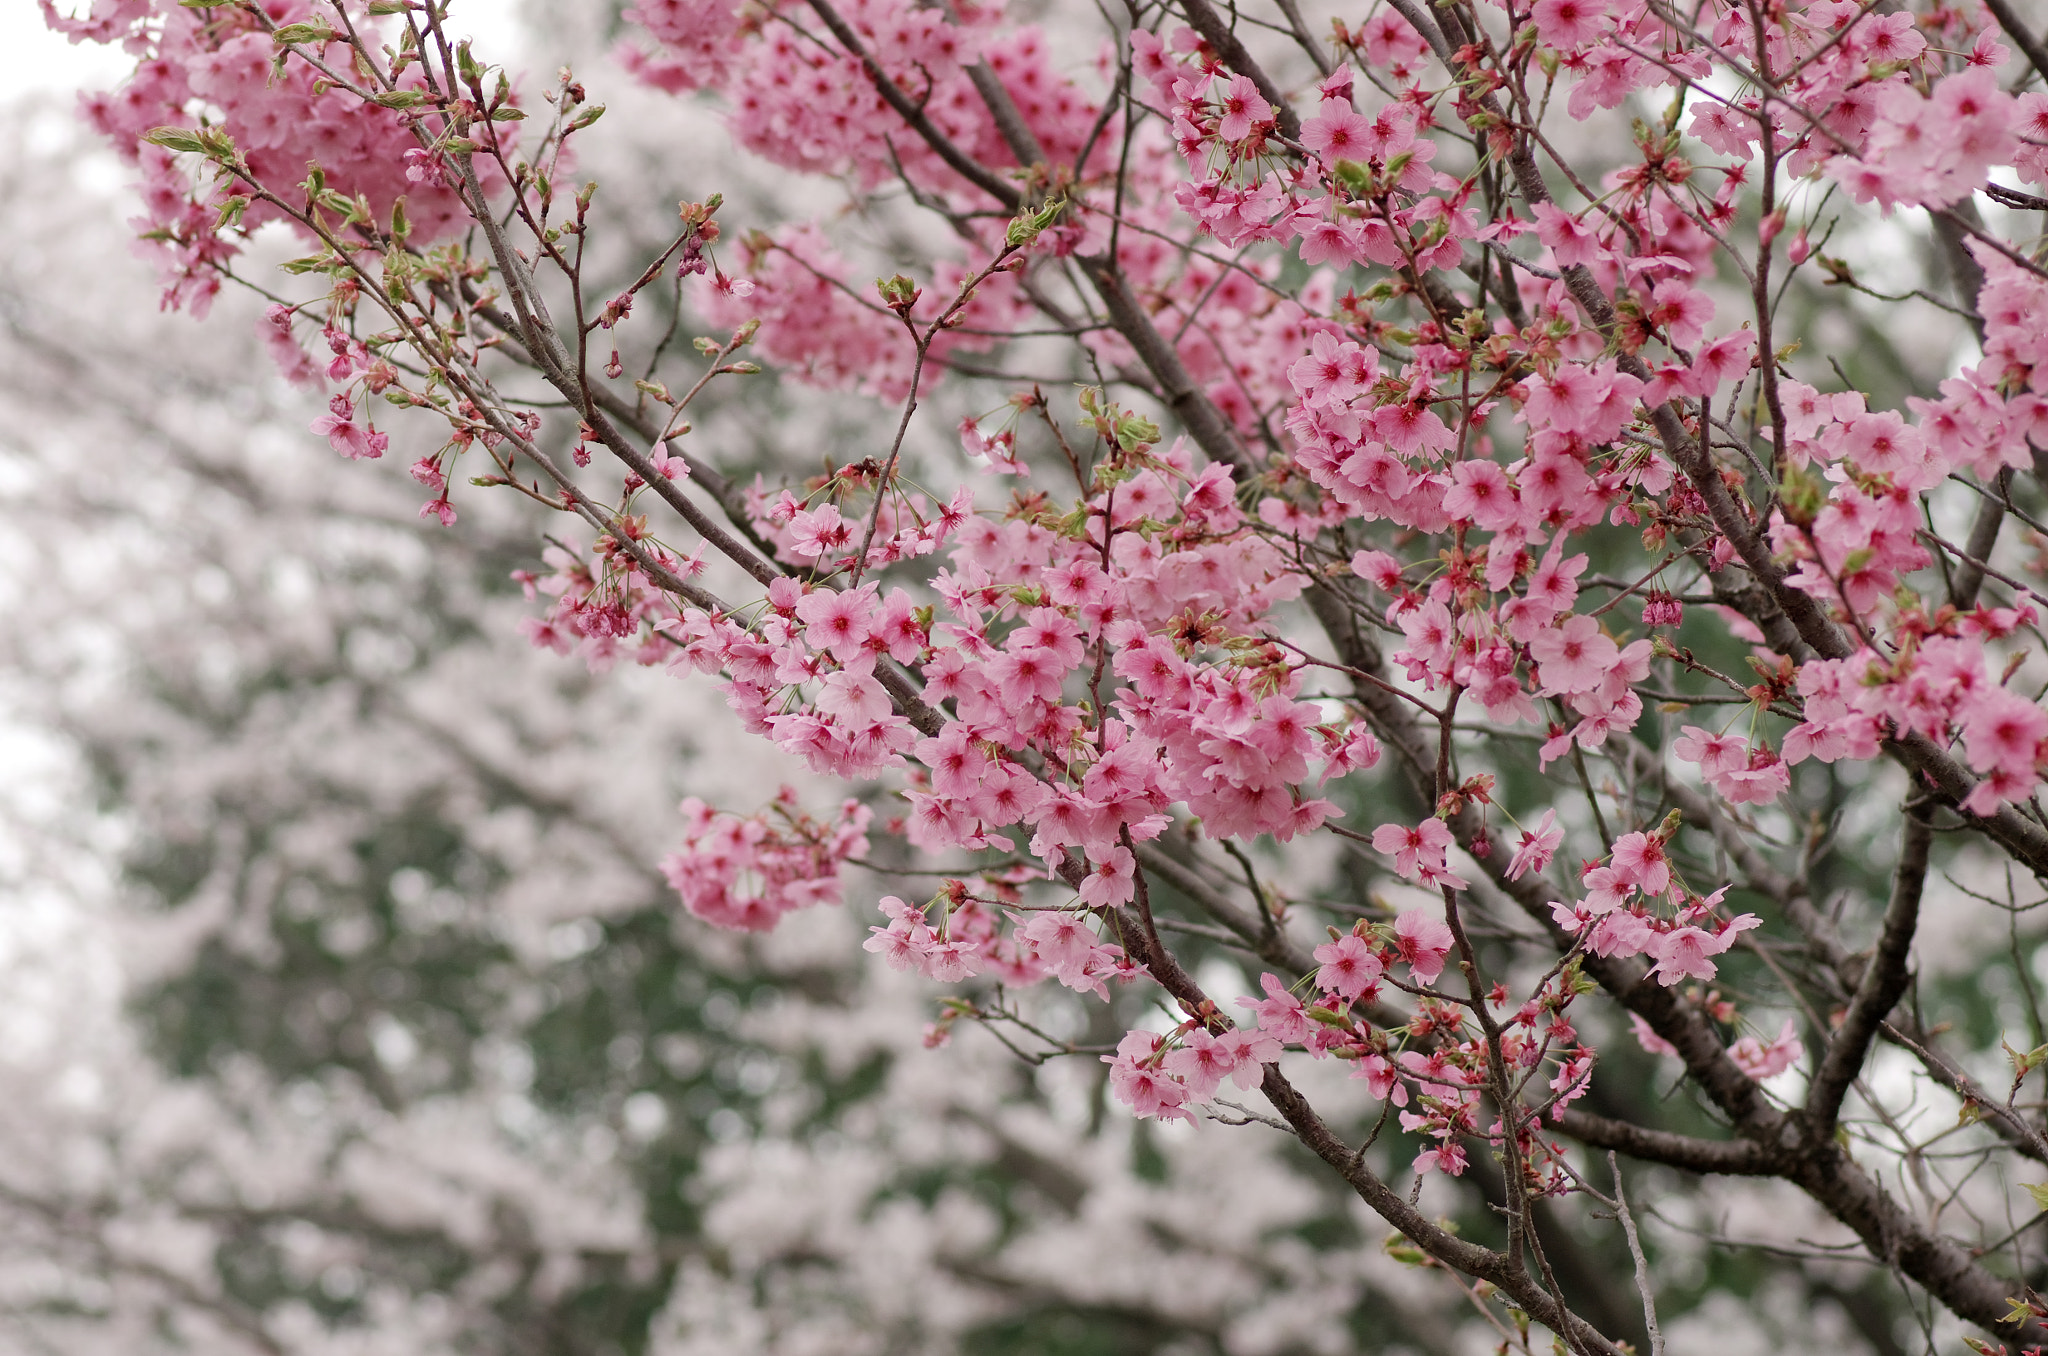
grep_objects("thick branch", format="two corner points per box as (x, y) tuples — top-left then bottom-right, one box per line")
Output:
(1076, 256), (1258, 474)
(1552, 1107), (1777, 1176)
(1807, 812), (1931, 1129)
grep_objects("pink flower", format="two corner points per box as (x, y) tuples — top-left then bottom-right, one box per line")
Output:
(1301, 99), (1373, 164)
(1607, 832), (1671, 896)
(1441, 458), (1519, 530)
(1353, 1052), (1408, 1105)
(1371, 818), (1454, 881)
(1649, 926), (1719, 985)
(1350, 549), (1404, 592)
(1589, 908), (1655, 958)
(310, 394), (387, 461)
(1529, 614), (1619, 694)
(1215, 73), (1272, 142)
(1236, 971), (1311, 1044)
(788, 503), (854, 560)
(649, 440), (691, 480)
(1394, 909), (1456, 985)
(1579, 865), (1633, 914)
(1727, 1017), (1804, 1080)
(814, 668), (890, 723)
(1673, 725), (1746, 778)
(1414, 1139), (1469, 1176)
(1648, 915), (1757, 986)
(989, 645), (1069, 705)
(1689, 331), (1756, 397)
(1689, 102), (1758, 159)
(918, 938), (984, 983)
(1531, 0), (1609, 47)
(1531, 202), (1602, 268)
(795, 584), (877, 664)
(1313, 934), (1384, 1000)
(1506, 809), (1562, 880)
(1962, 688), (2048, 781)
(1019, 909), (1095, 977)
(1164, 1028), (1238, 1100)
(1105, 1030), (1192, 1121)
(1078, 846), (1136, 908)
(1289, 332), (1377, 406)
(1629, 1012), (1678, 1058)
(1217, 1028), (1281, 1085)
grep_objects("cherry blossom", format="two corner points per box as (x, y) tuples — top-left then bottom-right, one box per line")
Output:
(54, 0), (2048, 1343)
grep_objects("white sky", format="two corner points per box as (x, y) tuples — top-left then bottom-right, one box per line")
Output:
(3, 9), (131, 96)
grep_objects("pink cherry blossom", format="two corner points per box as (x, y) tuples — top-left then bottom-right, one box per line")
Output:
(1313, 934), (1385, 1000)
(1727, 1018), (1804, 1080)
(1394, 909), (1456, 985)
(1506, 810), (1563, 880)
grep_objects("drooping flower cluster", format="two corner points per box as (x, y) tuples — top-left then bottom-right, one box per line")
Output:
(48, 0), (498, 314)
(660, 790), (873, 931)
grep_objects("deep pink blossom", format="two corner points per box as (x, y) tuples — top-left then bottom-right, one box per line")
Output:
(1394, 909), (1456, 985)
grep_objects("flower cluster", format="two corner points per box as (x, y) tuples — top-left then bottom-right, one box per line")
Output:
(50, 0), (493, 313)
(660, 791), (873, 931)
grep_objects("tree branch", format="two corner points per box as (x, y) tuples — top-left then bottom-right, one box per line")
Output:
(1806, 811), (1931, 1130)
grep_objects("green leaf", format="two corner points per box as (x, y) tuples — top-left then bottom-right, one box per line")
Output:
(489, 106), (525, 122)
(2023, 1183), (2048, 1211)
(2006, 1038), (2048, 1077)
(1004, 195), (1065, 249)
(366, 0), (412, 12)
(269, 22), (338, 44)
(1331, 158), (1374, 196)
(1383, 1237), (1428, 1266)
(874, 274), (920, 310)
(371, 90), (429, 109)
(1114, 412), (1160, 453)
(141, 127), (207, 154)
